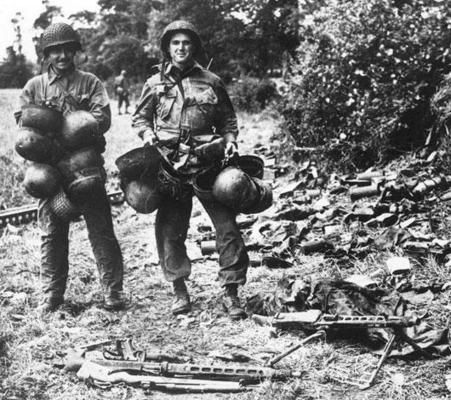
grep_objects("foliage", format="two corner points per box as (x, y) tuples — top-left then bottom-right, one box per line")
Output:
(431, 73), (451, 172)
(230, 0), (300, 76)
(27, 0), (300, 83)
(0, 47), (33, 89)
(32, 0), (63, 64)
(431, 72), (451, 128)
(69, 0), (160, 81)
(229, 77), (280, 113)
(146, 0), (299, 78)
(282, 0), (451, 171)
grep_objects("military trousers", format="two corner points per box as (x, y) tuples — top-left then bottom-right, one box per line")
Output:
(38, 187), (124, 300)
(155, 194), (249, 286)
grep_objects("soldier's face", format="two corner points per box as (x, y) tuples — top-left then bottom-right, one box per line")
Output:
(47, 44), (76, 73)
(169, 33), (194, 68)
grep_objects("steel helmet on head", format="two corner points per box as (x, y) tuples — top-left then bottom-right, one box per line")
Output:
(41, 23), (82, 56)
(160, 20), (203, 60)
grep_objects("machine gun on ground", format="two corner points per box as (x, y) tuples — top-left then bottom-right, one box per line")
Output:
(253, 309), (429, 389)
(58, 338), (301, 393)
(254, 309), (420, 330)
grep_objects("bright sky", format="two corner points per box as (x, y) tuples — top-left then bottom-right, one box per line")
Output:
(0, 0), (100, 61)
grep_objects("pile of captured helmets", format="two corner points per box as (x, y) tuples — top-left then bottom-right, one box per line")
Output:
(16, 105), (105, 207)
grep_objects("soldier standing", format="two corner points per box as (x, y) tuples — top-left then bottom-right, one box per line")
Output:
(16, 23), (125, 312)
(132, 20), (249, 320)
(114, 69), (130, 115)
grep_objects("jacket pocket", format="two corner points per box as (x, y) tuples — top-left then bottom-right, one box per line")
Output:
(193, 86), (218, 106)
(157, 90), (177, 120)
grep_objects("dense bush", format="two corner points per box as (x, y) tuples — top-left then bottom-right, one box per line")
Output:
(0, 47), (34, 89)
(229, 77), (280, 113)
(282, 0), (451, 171)
(431, 73), (451, 171)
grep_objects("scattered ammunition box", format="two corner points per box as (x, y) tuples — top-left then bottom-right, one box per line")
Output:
(349, 183), (381, 201)
(299, 239), (333, 254)
(200, 240), (217, 255)
(345, 274), (378, 289)
(386, 256), (411, 275)
(356, 170), (384, 181)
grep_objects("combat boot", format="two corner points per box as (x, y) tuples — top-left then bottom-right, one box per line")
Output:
(222, 284), (247, 320)
(172, 278), (191, 315)
(38, 296), (64, 314)
(104, 291), (126, 311)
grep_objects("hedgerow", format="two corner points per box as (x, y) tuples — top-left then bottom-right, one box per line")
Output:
(282, 0), (451, 171)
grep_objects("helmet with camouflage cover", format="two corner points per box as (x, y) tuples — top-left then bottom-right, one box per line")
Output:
(41, 23), (82, 56)
(160, 20), (203, 60)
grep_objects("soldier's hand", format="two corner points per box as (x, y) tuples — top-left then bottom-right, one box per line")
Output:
(142, 129), (159, 147)
(225, 141), (238, 159)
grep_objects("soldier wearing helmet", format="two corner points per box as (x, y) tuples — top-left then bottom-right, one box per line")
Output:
(132, 20), (249, 320)
(114, 70), (131, 115)
(15, 23), (125, 313)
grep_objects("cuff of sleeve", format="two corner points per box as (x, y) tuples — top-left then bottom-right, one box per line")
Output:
(142, 129), (158, 142)
(223, 133), (237, 144)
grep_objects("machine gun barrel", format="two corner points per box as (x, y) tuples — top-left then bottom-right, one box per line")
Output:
(91, 359), (296, 382)
(268, 310), (420, 330)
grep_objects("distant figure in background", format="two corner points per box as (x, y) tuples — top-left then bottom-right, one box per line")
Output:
(114, 70), (130, 115)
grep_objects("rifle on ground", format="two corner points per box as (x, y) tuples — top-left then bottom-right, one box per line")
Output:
(77, 360), (254, 392)
(59, 338), (300, 393)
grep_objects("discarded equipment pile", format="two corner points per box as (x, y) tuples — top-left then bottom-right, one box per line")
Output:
(203, 153), (451, 269)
